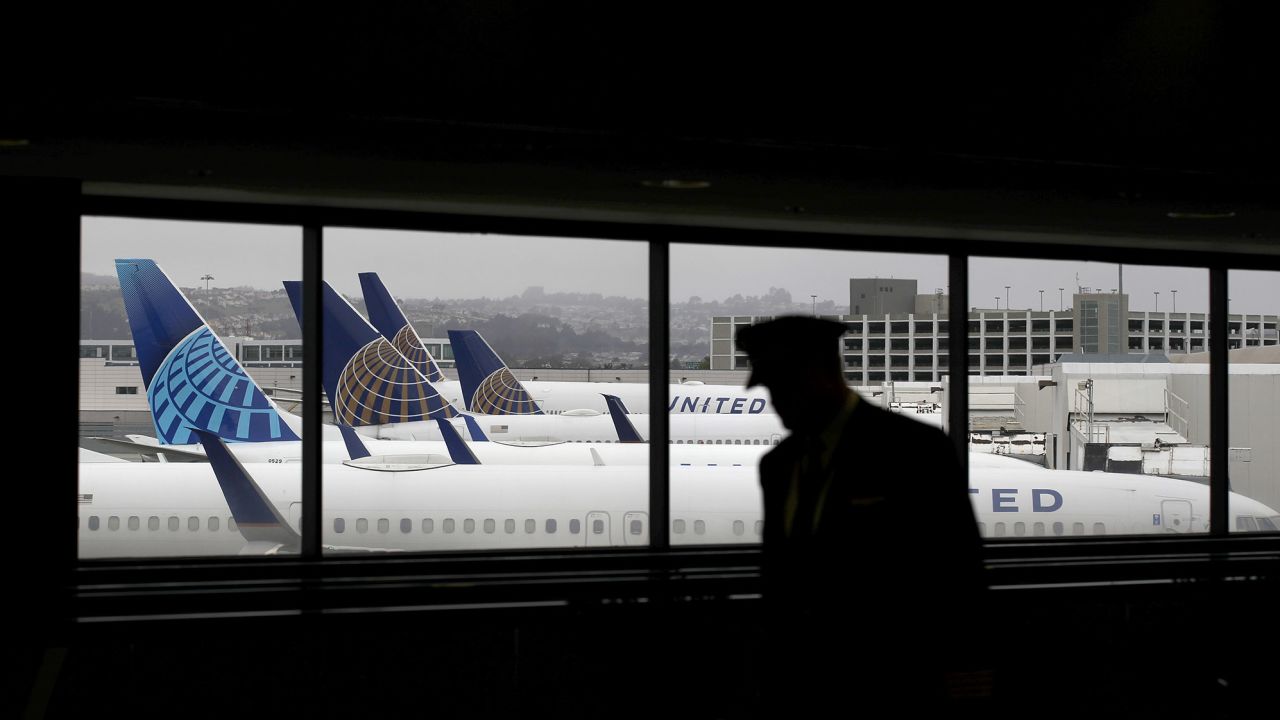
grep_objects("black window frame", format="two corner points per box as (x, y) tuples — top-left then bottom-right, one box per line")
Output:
(68, 194), (1280, 620)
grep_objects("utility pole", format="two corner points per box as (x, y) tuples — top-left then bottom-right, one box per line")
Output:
(201, 274), (214, 291)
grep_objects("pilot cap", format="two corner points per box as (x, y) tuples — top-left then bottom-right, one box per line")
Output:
(735, 316), (846, 387)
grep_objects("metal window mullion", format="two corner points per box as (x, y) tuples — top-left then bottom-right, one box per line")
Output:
(649, 240), (670, 551)
(1209, 266), (1228, 537)
(301, 225), (323, 557)
(948, 253), (970, 478)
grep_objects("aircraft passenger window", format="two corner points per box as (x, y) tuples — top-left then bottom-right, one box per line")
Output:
(400, 518), (411, 534)
(1236, 516), (1258, 532)
(377, 518), (389, 534)
(464, 519), (476, 534)
(545, 519), (556, 534)
(630, 520), (642, 535)
(754, 520), (763, 535)
(976, 522), (986, 536)
(484, 519), (496, 534)
(334, 518), (345, 533)
(444, 519), (456, 534)
(168, 517), (179, 531)
(505, 519), (516, 534)
(1092, 523), (1106, 535)
(524, 519), (535, 534)
(356, 518), (369, 534)
(1053, 522), (1064, 536)
(694, 520), (706, 535)
(734, 439), (742, 445)
(673, 519), (686, 534)
(107, 516), (119, 531)
(993, 523), (1006, 537)
(592, 519), (604, 534)
(422, 519), (434, 533)
(569, 519), (581, 534)
(128, 516), (139, 531)
(208, 517), (219, 531)
(1033, 522), (1045, 536)
(88, 516), (99, 531)
(228, 518), (237, 531)
(1072, 522), (1085, 535)
(148, 516), (159, 531)
(188, 517), (199, 531)
(715, 439), (723, 445)
(733, 520), (744, 536)
(1014, 522), (1026, 537)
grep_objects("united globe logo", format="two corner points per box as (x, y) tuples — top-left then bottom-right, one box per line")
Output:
(471, 368), (543, 415)
(391, 324), (444, 383)
(148, 328), (298, 445)
(335, 337), (456, 426)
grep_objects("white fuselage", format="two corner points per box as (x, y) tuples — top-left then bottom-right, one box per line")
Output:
(426, 379), (774, 416)
(76, 460), (1279, 558)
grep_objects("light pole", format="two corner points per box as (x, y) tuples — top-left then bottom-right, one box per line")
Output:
(1039, 289), (1044, 311)
(994, 296), (1000, 310)
(1171, 289), (1177, 313)
(1058, 288), (1064, 311)
(201, 274), (214, 291)
(810, 294), (817, 316)
(1154, 291), (1159, 311)
(1005, 286), (1010, 310)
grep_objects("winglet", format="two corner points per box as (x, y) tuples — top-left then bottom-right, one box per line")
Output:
(337, 424), (371, 460)
(603, 394), (644, 443)
(434, 418), (480, 464)
(590, 448), (606, 466)
(461, 414), (488, 442)
(358, 272), (447, 383)
(192, 430), (300, 551)
(446, 329), (543, 415)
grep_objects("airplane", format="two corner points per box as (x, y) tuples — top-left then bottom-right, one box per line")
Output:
(77, 431), (1280, 558)
(287, 277), (788, 444)
(353, 270), (775, 416)
(105, 260), (786, 464)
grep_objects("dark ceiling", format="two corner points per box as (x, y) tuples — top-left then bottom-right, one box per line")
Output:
(5, 4), (1278, 250)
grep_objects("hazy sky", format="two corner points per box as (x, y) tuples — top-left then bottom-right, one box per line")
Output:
(82, 217), (1277, 314)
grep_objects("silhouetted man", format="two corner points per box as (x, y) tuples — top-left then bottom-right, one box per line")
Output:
(737, 316), (983, 711)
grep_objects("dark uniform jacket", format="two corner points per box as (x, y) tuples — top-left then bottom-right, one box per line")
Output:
(758, 396), (983, 704)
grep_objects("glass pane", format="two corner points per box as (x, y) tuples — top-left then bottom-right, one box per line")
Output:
(672, 244), (949, 546)
(79, 217), (301, 559)
(1228, 270), (1280, 532)
(322, 227), (648, 552)
(968, 258), (1209, 538)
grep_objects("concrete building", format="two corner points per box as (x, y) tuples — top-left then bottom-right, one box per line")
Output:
(710, 290), (1278, 382)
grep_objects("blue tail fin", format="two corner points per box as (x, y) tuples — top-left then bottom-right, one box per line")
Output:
(115, 259), (299, 445)
(434, 419), (480, 464)
(446, 329), (543, 415)
(193, 430), (300, 550)
(310, 280), (458, 427)
(358, 272), (446, 383)
(602, 394), (644, 443)
(283, 279), (305, 334)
